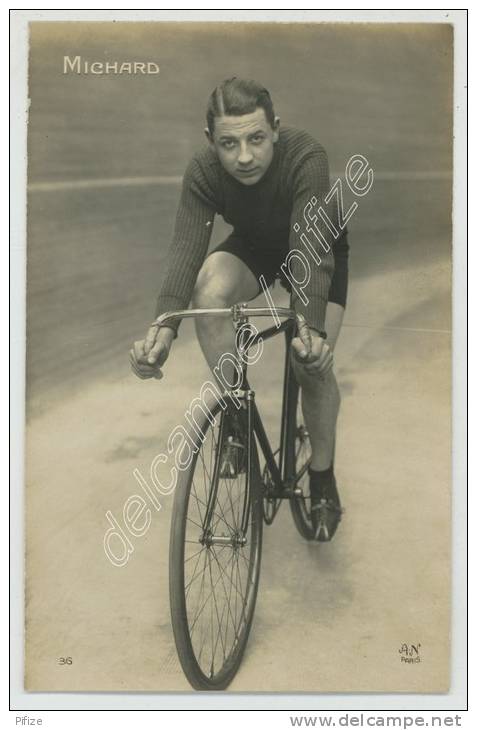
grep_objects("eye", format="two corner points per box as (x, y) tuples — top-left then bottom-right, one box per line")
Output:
(251, 134), (265, 145)
(221, 140), (236, 150)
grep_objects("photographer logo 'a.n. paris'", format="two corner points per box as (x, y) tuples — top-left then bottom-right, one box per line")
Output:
(63, 56), (160, 76)
(399, 643), (422, 664)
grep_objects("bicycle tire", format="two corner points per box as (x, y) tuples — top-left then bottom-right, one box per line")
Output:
(169, 398), (263, 690)
(287, 373), (315, 540)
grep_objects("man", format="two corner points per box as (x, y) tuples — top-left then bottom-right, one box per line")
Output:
(130, 77), (349, 541)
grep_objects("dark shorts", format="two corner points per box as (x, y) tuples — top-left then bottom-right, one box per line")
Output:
(211, 231), (349, 308)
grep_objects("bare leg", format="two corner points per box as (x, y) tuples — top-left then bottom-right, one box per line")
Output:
(194, 254), (344, 472)
(292, 302), (345, 470)
(192, 252), (260, 389)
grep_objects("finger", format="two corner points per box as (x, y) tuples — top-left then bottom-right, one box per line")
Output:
(133, 340), (147, 362)
(312, 340), (329, 364)
(305, 352), (333, 375)
(296, 314), (312, 354)
(130, 351), (158, 378)
(130, 362), (153, 379)
(318, 348), (333, 371)
(311, 337), (326, 358)
(131, 361), (163, 380)
(147, 340), (167, 365)
(144, 325), (159, 355)
(130, 356), (151, 378)
(305, 343), (331, 368)
(295, 340), (325, 367)
(315, 358), (333, 376)
(131, 358), (156, 375)
(130, 359), (154, 375)
(291, 336), (310, 361)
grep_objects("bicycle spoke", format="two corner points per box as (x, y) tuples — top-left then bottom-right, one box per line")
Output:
(210, 547), (246, 621)
(224, 480), (240, 531)
(207, 551), (216, 676)
(213, 484), (241, 534)
(194, 426), (242, 537)
(210, 548), (240, 657)
(189, 541), (249, 677)
(188, 550), (236, 635)
(211, 483), (238, 534)
(185, 502), (208, 531)
(184, 545), (206, 565)
(188, 549), (208, 638)
(234, 551), (247, 612)
(191, 474), (236, 535)
(185, 548), (208, 598)
(171, 399), (261, 689)
(191, 479), (205, 525)
(207, 551), (227, 673)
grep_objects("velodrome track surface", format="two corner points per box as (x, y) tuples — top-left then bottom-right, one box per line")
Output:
(25, 23), (452, 692)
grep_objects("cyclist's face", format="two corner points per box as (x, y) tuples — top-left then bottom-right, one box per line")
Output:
(206, 109), (279, 186)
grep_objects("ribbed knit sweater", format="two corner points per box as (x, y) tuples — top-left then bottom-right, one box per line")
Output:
(155, 126), (339, 332)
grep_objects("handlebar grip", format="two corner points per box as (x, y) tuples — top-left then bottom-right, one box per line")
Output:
(295, 314), (327, 355)
(295, 314), (312, 355)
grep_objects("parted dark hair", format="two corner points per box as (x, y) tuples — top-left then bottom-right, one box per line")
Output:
(206, 77), (276, 135)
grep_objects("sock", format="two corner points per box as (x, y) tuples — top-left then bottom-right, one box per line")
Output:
(308, 465), (339, 504)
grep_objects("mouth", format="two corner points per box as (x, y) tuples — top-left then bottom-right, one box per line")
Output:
(236, 167), (259, 177)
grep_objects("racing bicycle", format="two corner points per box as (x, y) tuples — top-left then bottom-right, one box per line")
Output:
(153, 302), (323, 690)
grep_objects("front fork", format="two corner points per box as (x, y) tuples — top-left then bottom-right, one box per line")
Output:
(201, 386), (255, 547)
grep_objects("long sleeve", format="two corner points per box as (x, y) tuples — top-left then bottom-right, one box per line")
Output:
(155, 158), (217, 328)
(288, 147), (337, 332)
(154, 130), (345, 335)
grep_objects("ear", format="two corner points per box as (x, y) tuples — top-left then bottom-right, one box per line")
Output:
(272, 116), (280, 143)
(204, 127), (214, 145)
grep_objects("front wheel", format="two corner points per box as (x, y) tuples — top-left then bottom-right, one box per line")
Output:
(169, 399), (263, 690)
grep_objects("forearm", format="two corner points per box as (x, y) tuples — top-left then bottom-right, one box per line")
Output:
(155, 218), (215, 327)
(290, 209), (335, 331)
(289, 150), (338, 331)
(154, 156), (217, 329)
(155, 219), (213, 320)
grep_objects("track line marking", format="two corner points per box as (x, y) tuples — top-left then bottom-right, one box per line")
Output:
(342, 323), (451, 334)
(28, 175), (183, 192)
(27, 170), (452, 193)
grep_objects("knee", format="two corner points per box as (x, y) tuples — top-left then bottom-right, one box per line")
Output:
(192, 261), (231, 308)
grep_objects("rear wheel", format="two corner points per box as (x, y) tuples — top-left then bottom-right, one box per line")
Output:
(262, 452), (282, 525)
(169, 400), (262, 690)
(287, 375), (314, 540)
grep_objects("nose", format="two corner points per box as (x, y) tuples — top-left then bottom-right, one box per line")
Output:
(237, 142), (254, 167)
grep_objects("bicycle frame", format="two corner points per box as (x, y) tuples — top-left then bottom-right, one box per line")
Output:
(242, 316), (297, 497)
(152, 303), (318, 532)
